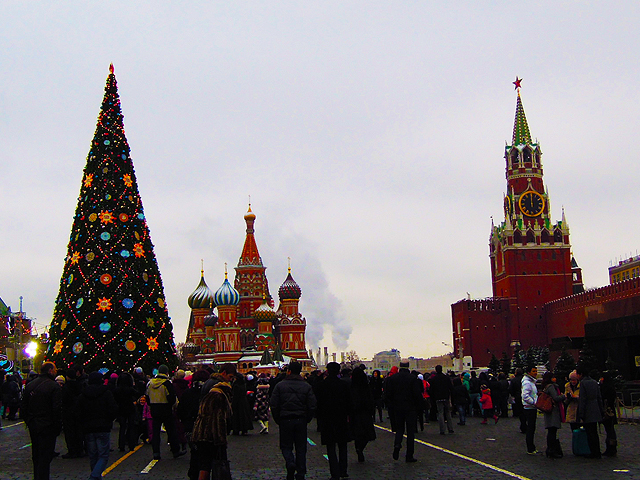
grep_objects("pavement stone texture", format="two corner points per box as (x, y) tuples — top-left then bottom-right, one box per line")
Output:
(1, 414), (639, 480)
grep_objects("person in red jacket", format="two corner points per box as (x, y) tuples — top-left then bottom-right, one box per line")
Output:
(479, 386), (499, 424)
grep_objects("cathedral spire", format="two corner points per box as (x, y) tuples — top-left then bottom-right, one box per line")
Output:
(512, 80), (532, 146)
(239, 204), (262, 266)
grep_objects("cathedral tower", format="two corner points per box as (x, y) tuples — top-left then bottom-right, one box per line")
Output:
(213, 267), (242, 363)
(234, 205), (270, 349)
(277, 265), (308, 360)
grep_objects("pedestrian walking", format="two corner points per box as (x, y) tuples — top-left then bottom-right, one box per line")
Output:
(254, 373), (271, 434)
(76, 371), (119, 480)
(1, 373), (21, 420)
(177, 370), (213, 480)
(564, 370), (580, 431)
(369, 370), (384, 423)
(21, 362), (62, 480)
(429, 365), (455, 435)
(230, 372), (254, 435)
(577, 366), (604, 458)
(61, 364), (86, 459)
(315, 362), (352, 480)
(452, 377), (470, 426)
(384, 361), (423, 463)
(191, 373), (233, 480)
(146, 364), (186, 460)
(350, 367), (376, 463)
(521, 364), (539, 454)
(270, 362), (317, 480)
(114, 372), (140, 452)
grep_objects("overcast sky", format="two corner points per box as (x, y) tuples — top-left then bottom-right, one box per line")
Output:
(2, 2), (640, 361)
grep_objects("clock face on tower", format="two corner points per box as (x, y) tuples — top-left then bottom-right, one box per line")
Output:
(518, 191), (544, 217)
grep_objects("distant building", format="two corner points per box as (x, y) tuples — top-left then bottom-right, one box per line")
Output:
(609, 255), (640, 284)
(370, 349), (401, 373)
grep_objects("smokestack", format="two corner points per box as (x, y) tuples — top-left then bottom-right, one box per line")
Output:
(341, 352), (345, 363)
(332, 352), (337, 362)
(324, 346), (328, 366)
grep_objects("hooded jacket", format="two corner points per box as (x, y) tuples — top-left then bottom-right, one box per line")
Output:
(146, 373), (177, 417)
(521, 373), (538, 409)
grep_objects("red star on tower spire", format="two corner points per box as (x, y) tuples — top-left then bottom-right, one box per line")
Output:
(513, 76), (523, 90)
(109, 63), (114, 74)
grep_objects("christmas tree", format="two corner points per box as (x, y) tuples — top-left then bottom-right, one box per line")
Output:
(577, 338), (600, 375)
(45, 65), (178, 373)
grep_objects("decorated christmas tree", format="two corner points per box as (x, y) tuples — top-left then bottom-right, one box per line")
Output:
(45, 65), (178, 373)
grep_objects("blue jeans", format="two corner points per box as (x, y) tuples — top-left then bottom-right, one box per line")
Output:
(456, 404), (467, 424)
(85, 431), (111, 479)
(278, 417), (308, 480)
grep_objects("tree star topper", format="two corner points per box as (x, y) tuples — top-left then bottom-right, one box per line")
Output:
(513, 76), (523, 90)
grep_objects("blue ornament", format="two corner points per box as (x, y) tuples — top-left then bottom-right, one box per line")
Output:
(76, 298), (83, 308)
(120, 250), (130, 258)
(137, 213), (145, 220)
(104, 140), (110, 145)
(100, 232), (110, 241)
(105, 194), (111, 200)
(98, 367), (109, 375)
(121, 154), (127, 159)
(122, 298), (134, 309)
(99, 322), (111, 332)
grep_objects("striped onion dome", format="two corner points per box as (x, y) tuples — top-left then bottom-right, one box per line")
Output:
(278, 272), (301, 300)
(254, 298), (277, 323)
(214, 277), (240, 306)
(204, 312), (218, 327)
(188, 274), (215, 309)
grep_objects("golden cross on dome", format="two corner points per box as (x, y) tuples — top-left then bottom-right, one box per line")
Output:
(224, 262), (228, 279)
(288, 256), (291, 273)
(201, 259), (204, 276)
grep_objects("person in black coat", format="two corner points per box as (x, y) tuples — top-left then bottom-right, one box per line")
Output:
(350, 368), (376, 462)
(315, 362), (353, 480)
(509, 368), (525, 432)
(231, 373), (254, 435)
(177, 370), (211, 480)
(114, 372), (140, 452)
(452, 377), (470, 425)
(21, 362), (63, 480)
(369, 370), (384, 423)
(429, 365), (455, 435)
(577, 366), (604, 458)
(384, 361), (423, 462)
(77, 371), (118, 480)
(599, 372), (618, 457)
(61, 364), (87, 459)
(1, 373), (21, 420)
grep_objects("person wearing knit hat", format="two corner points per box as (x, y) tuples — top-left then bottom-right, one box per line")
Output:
(146, 365), (185, 460)
(55, 375), (66, 387)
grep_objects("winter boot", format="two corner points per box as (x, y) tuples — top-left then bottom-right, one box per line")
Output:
(603, 439), (617, 457)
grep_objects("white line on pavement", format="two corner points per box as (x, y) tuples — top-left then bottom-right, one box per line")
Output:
(140, 459), (158, 474)
(375, 424), (532, 480)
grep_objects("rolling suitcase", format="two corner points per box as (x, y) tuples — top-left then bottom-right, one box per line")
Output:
(572, 427), (591, 456)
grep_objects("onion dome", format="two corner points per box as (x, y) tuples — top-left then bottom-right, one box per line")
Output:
(279, 270), (301, 300)
(203, 312), (218, 327)
(182, 342), (200, 355)
(214, 269), (240, 306)
(244, 204), (256, 221)
(188, 271), (215, 309)
(254, 298), (277, 323)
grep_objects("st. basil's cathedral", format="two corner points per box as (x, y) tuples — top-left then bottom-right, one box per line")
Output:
(182, 206), (312, 372)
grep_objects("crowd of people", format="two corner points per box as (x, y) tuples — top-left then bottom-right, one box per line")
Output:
(0, 359), (619, 480)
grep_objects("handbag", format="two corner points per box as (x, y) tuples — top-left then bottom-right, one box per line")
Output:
(212, 458), (232, 480)
(211, 448), (232, 480)
(535, 391), (553, 413)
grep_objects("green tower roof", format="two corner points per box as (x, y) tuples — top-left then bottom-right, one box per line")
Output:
(511, 92), (532, 146)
